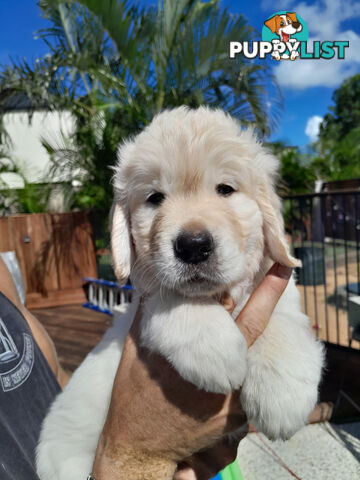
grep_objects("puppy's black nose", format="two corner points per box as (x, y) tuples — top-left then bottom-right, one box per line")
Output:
(292, 21), (301, 28)
(174, 230), (214, 264)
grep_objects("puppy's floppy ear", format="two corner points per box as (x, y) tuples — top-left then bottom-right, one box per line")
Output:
(264, 15), (278, 33)
(110, 201), (134, 285)
(287, 12), (298, 23)
(257, 180), (301, 268)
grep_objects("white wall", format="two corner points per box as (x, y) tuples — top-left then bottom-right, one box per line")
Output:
(0, 110), (75, 188)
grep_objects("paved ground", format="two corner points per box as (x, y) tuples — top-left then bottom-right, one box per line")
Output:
(237, 422), (360, 480)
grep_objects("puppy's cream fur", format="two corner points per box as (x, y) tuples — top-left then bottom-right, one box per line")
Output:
(36, 107), (323, 479)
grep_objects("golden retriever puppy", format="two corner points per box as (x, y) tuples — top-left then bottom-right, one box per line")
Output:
(37, 107), (323, 480)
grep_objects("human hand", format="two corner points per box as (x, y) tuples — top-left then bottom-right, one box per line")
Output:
(92, 263), (292, 480)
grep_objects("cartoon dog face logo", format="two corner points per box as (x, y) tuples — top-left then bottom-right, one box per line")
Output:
(264, 12), (303, 60)
(264, 12), (302, 42)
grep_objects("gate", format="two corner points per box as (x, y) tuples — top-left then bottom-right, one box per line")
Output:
(284, 190), (360, 349)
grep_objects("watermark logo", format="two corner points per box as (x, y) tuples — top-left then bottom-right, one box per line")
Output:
(230, 11), (349, 61)
(263, 11), (308, 60)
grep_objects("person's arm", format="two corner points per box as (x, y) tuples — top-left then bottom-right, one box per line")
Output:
(0, 257), (70, 389)
(92, 263), (292, 480)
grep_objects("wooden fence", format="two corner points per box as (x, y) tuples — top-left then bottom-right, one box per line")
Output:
(0, 211), (97, 308)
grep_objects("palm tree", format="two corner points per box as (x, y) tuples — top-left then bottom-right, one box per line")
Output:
(0, 0), (281, 213)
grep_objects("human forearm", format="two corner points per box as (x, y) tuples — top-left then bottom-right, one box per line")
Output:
(91, 264), (291, 480)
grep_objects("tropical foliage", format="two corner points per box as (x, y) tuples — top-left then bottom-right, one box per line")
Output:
(2, 1), (357, 217)
(269, 142), (316, 195)
(0, 0), (280, 214)
(0, 156), (51, 214)
(274, 73), (360, 195)
(313, 74), (360, 180)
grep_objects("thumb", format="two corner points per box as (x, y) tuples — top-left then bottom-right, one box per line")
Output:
(235, 263), (292, 347)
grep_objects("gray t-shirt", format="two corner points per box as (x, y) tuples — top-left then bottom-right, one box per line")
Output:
(0, 291), (60, 479)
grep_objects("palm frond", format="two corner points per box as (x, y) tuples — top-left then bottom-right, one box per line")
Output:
(0, 0), (283, 213)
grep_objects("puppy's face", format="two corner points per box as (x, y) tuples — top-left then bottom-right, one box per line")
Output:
(124, 154), (263, 297)
(112, 108), (299, 297)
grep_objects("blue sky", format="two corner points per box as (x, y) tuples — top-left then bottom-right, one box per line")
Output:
(0, 0), (359, 148)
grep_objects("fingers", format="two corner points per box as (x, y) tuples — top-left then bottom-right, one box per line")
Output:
(307, 402), (334, 424)
(173, 464), (197, 480)
(235, 263), (292, 346)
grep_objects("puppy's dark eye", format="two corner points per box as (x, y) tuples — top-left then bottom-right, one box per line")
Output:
(280, 21), (285, 26)
(147, 192), (165, 205)
(216, 184), (235, 197)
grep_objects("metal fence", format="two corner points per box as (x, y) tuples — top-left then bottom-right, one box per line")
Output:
(83, 278), (133, 315)
(283, 190), (360, 349)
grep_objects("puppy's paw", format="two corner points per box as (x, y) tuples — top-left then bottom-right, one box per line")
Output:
(272, 51), (281, 61)
(141, 295), (248, 394)
(174, 316), (248, 393)
(240, 319), (324, 440)
(240, 366), (318, 440)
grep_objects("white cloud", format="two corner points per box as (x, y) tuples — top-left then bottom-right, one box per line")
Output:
(291, 0), (360, 38)
(305, 115), (323, 142)
(274, 57), (357, 89)
(262, 0), (360, 89)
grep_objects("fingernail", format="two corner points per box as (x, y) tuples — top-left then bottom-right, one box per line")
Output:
(276, 263), (292, 279)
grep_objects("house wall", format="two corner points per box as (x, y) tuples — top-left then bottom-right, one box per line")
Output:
(1, 110), (75, 188)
